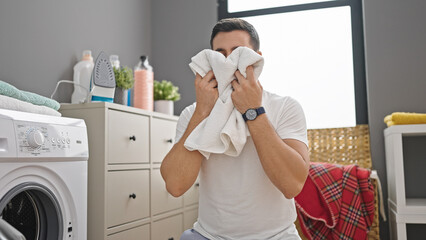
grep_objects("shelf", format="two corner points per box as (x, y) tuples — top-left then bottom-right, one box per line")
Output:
(385, 126), (426, 215)
(390, 207), (426, 223)
(385, 125), (426, 240)
(389, 198), (426, 215)
(385, 124), (426, 137)
(389, 207), (426, 240)
(406, 198), (426, 208)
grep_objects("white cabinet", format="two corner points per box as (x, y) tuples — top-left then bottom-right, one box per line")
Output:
(60, 102), (199, 240)
(152, 214), (183, 240)
(107, 224), (150, 240)
(151, 118), (177, 163)
(107, 110), (150, 164)
(151, 168), (183, 215)
(384, 124), (426, 239)
(106, 170), (150, 227)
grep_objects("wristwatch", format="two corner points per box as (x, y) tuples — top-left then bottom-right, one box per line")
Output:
(242, 107), (265, 122)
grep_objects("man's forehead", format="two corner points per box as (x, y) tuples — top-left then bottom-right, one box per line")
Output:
(212, 31), (252, 47)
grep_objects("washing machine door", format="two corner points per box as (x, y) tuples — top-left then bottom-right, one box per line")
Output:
(0, 183), (63, 240)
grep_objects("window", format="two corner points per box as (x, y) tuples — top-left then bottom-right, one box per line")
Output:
(219, 0), (367, 129)
(228, 0), (338, 13)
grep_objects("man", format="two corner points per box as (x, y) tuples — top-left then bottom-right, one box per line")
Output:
(160, 18), (310, 240)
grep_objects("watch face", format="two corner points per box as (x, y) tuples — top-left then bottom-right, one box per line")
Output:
(246, 109), (257, 120)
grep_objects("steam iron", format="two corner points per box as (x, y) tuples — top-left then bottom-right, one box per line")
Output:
(89, 51), (115, 102)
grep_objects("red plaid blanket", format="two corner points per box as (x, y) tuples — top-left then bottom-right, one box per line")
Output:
(294, 163), (375, 240)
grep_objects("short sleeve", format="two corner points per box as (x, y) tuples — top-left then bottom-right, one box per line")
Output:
(175, 103), (196, 143)
(276, 97), (308, 147)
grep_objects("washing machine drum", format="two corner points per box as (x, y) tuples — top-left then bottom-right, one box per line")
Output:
(0, 183), (63, 240)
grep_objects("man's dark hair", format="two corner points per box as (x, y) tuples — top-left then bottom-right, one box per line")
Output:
(210, 18), (260, 51)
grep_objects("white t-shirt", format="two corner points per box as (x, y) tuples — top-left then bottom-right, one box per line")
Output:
(175, 90), (308, 240)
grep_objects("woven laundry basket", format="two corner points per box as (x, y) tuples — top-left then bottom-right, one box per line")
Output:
(295, 124), (380, 240)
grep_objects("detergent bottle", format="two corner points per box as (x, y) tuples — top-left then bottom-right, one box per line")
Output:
(71, 50), (94, 103)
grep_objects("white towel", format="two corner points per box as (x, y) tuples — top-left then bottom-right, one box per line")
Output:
(186, 46), (264, 159)
(0, 94), (61, 117)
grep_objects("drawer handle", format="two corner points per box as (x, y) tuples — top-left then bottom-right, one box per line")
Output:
(168, 238), (174, 240)
(165, 138), (173, 143)
(129, 193), (136, 199)
(129, 135), (136, 141)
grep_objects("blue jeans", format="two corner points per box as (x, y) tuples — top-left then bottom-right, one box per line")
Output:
(180, 229), (209, 240)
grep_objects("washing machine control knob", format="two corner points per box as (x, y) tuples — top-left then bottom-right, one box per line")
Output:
(27, 130), (45, 148)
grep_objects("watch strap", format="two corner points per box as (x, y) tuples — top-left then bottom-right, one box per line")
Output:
(256, 107), (265, 116)
(242, 111), (248, 121)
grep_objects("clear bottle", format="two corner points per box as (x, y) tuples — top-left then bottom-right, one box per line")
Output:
(109, 55), (120, 69)
(133, 56), (154, 111)
(71, 50), (94, 104)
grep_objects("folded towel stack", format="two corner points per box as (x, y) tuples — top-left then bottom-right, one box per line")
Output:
(384, 112), (426, 127)
(185, 47), (264, 159)
(0, 80), (61, 116)
(0, 95), (61, 117)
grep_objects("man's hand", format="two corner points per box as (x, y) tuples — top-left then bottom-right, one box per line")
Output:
(231, 66), (263, 114)
(194, 71), (219, 118)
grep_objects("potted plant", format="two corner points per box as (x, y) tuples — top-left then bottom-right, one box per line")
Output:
(113, 66), (134, 105)
(153, 80), (181, 115)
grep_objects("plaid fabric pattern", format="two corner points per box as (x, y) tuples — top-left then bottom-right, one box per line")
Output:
(294, 163), (375, 240)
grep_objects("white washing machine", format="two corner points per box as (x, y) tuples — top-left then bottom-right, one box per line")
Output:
(0, 109), (88, 240)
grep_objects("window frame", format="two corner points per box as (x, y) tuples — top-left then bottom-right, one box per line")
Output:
(218, 0), (368, 125)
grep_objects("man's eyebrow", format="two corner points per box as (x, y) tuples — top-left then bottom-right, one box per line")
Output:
(214, 46), (241, 52)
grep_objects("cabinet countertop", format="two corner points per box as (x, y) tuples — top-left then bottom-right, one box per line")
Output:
(60, 102), (179, 121)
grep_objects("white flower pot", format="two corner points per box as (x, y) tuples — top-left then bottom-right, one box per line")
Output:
(154, 100), (174, 115)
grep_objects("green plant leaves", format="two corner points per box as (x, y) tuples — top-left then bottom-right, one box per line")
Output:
(154, 80), (181, 101)
(114, 67), (134, 89)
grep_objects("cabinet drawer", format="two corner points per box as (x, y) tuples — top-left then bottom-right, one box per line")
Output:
(184, 180), (199, 206)
(152, 214), (183, 240)
(108, 110), (149, 164)
(184, 208), (198, 230)
(151, 118), (177, 163)
(107, 170), (150, 227)
(151, 168), (183, 215)
(107, 224), (150, 240)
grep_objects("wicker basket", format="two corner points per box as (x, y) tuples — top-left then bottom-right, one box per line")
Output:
(295, 125), (380, 240)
